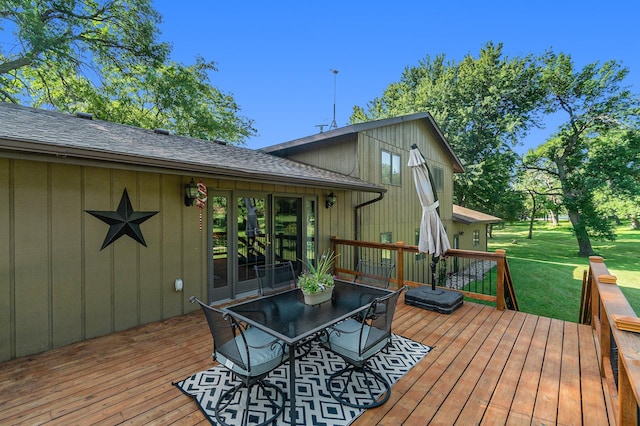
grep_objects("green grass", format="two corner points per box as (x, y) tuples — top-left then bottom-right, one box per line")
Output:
(487, 221), (640, 322)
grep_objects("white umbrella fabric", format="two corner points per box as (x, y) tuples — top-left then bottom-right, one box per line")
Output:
(408, 144), (451, 288)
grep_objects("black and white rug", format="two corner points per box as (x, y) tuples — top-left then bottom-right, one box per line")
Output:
(174, 334), (430, 425)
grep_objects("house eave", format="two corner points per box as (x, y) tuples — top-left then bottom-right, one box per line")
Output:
(0, 138), (385, 193)
(452, 205), (502, 225)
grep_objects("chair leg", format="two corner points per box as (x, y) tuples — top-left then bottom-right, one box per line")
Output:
(326, 364), (392, 409)
(257, 380), (286, 420)
(214, 380), (286, 426)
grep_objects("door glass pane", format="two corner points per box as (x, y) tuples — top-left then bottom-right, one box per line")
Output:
(237, 197), (266, 283)
(274, 197), (301, 269)
(211, 196), (228, 289)
(305, 199), (316, 268)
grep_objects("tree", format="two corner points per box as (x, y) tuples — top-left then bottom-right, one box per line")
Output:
(0, 0), (255, 143)
(515, 166), (563, 239)
(524, 53), (639, 255)
(590, 130), (640, 229)
(351, 42), (545, 217)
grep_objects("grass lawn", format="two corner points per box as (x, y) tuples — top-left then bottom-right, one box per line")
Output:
(488, 220), (640, 323)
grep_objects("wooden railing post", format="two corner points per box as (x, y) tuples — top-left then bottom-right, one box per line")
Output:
(495, 249), (506, 311)
(619, 356), (638, 426)
(396, 241), (405, 288)
(589, 257), (600, 331)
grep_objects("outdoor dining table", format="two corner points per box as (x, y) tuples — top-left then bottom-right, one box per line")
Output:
(224, 278), (392, 425)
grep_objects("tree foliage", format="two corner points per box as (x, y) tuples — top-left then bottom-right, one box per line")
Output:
(523, 53), (640, 255)
(590, 130), (640, 229)
(0, 0), (255, 143)
(351, 42), (543, 217)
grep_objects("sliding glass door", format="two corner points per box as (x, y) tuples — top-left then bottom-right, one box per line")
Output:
(209, 193), (310, 301)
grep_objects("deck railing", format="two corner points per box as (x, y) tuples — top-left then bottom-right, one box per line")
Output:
(330, 237), (518, 310)
(583, 256), (640, 425)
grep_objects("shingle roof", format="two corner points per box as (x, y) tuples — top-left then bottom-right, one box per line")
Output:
(452, 205), (502, 224)
(261, 112), (465, 173)
(0, 102), (384, 192)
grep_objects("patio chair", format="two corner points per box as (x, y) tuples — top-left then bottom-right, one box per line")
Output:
(190, 296), (287, 426)
(352, 259), (395, 289)
(254, 261), (297, 295)
(320, 286), (406, 409)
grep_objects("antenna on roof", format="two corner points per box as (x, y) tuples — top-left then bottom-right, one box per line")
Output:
(329, 69), (338, 129)
(315, 124), (328, 133)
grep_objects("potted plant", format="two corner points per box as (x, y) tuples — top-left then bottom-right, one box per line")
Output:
(298, 249), (338, 305)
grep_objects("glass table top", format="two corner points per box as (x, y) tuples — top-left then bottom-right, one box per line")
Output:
(225, 279), (391, 344)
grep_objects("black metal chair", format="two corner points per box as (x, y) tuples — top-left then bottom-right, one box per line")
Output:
(352, 259), (395, 289)
(320, 286), (406, 409)
(190, 296), (287, 426)
(254, 261), (297, 295)
(351, 259), (396, 322)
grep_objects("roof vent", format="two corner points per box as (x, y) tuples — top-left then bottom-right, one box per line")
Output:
(75, 112), (93, 120)
(154, 128), (170, 135)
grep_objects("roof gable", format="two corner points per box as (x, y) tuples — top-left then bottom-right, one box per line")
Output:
(261, 112), (464, 173)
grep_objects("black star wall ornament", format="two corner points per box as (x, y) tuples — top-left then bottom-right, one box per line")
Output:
(86, 188), (159, 250)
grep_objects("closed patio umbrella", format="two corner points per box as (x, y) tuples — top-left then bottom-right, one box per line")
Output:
(408, 144), (451, 290)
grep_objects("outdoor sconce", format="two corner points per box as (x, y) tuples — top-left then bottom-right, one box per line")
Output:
(184, 178), (198, 206)
(326, 192), (336, 209)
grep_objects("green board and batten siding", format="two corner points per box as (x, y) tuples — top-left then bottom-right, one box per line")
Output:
(0, 158), (329, 361)
(356, 120), (455, 245)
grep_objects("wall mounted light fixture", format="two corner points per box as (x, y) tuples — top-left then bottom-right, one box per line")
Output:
(184, 179), (198, 206)
(326, 192), (336, 209)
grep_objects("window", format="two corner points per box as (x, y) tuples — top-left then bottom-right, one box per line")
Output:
(473, 230), (480, 247)
(381, 150), (401, 185)
(431, 166), (444, 193)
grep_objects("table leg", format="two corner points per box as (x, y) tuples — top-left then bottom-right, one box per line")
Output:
(289, 343), (296, 425)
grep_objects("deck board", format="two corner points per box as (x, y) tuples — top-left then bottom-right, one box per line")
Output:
(0, 297), (610, 425)
(498, 315), (549, 425)
(578, 324), (610, 425)
(429, 309), (516, 424)
(457, 311), (527, 422)
(558, 321), (583, 425)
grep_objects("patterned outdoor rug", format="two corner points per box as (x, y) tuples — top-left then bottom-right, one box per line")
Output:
(174, 334), (430, 425)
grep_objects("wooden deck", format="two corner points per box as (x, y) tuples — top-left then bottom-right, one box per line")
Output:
(0, 297), (610, 425)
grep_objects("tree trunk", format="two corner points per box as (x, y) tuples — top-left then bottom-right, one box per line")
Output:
(549, 210), (558, 226)
(554, 149), (595, 257)
(632, 217), (639, 229)
(568, 210), (595, 256)
(527, 190), (536, 239)
(528, 215), (534, 239)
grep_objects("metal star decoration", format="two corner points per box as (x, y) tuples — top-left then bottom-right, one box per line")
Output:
(86, 188), (159, 250)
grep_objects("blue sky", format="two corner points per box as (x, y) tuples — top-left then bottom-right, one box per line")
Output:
(155, 1), (639, 154)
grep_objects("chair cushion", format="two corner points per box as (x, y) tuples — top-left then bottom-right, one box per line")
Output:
(321, 319), (388, 362)
(216, 327), (285, 377)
